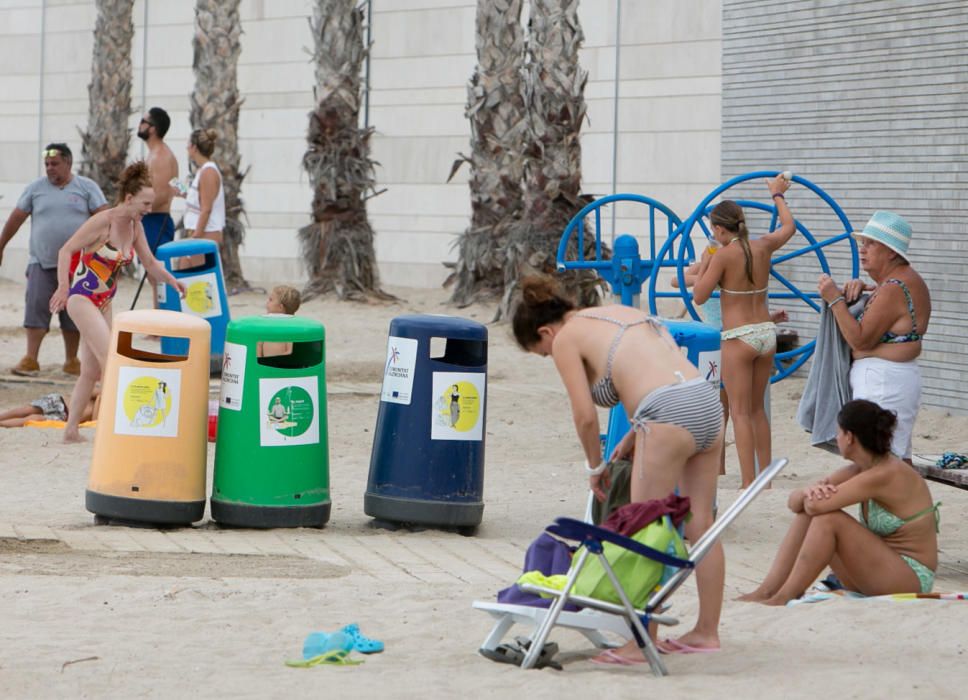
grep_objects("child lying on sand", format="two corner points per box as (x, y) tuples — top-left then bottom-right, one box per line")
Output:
(0, 387), (100, 428)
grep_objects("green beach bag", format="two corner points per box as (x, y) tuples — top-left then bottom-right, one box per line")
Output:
(570, 515), (687, 608)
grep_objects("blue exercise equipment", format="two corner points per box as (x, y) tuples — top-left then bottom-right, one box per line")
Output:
(650, 170), (859, 382)
(554, 170), (860, 461)
(555, 194), (692, 307)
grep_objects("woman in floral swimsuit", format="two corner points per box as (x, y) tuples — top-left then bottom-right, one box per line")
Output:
(49, 161), (185, 443)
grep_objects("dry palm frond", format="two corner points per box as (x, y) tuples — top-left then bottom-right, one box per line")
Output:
(298, 0), (393, 302)
(77, 0), (134, 204)
(499, 0), (606, 319)
(190, 0), (250, 291)
(447, 0), (527, 307)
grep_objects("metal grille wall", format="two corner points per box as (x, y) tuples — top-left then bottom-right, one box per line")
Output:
(722, 0), (968, 413)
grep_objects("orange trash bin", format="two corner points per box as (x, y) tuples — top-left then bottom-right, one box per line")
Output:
(86, 310), (211, 525)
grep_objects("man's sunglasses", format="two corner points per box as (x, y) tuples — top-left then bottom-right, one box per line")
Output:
(42, 149), (63, 158)
(140, 118), (154, 127)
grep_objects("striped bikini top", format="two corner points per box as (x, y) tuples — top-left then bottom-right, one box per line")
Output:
(579, 312), (663, 408)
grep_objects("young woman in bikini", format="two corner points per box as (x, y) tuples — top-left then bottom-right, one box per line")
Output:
(513, 275), (725, 659)
(740, 399), (939, 604)
(693, 175), (796, 488)
(49, 161), (185, 443)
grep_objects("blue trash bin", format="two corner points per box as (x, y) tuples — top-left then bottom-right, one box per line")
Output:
(603, 319), (721, 454)
(365, 315), (487, 529)
(155, 239), (230, 372)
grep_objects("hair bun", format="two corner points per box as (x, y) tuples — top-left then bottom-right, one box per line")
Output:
(520, 276), (558, 305)
(877, 407), (897, 433)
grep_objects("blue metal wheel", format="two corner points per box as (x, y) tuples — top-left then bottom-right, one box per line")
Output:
(647, 171), (860, 382)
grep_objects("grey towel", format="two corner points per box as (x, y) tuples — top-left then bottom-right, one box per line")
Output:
(796, 295), (868, 452)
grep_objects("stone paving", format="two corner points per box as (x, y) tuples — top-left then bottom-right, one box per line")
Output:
(0, 521), (525, 586)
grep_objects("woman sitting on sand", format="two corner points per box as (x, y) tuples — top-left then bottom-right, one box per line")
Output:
(741, 399), (938, 605)
(512, 275), (724, 659)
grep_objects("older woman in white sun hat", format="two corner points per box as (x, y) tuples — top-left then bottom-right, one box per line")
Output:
(817, 211), (931, 462)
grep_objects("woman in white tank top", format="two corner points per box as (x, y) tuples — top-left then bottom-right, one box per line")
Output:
(175, 128), (225, 267)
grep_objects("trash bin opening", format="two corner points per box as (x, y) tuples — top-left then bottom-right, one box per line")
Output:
(429, 337), (486, 367)
(256, 340), (323, 369)
(171, 252), (217, 274)
(117, 331), (189, 363)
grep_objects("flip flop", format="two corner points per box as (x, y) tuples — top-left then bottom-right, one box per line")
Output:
(302, 631), (354, 659)
(479, 643), (526, 666)
(286, 649), (363, 668)
(479, 639), (562, 670)
(660, 638), (720, 654)
(340, 623), (384, 654)
(514, 637), (562, 670)
(589, 649), (648, 666)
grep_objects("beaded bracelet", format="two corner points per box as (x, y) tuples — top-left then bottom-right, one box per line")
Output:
(772, 193), (786, 200)
(585, 459), (608, 476)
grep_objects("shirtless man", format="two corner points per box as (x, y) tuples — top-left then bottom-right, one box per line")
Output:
(137, 107), (179, 255)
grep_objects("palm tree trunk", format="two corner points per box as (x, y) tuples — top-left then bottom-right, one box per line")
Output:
(77, 0), (134, 204)
(191, 0), (249, 291)
(500, 0), (603, 316)
(299, 0), (390, 301)
(447, 0), (527, 307)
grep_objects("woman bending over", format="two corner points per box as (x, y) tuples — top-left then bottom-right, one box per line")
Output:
(513, 275), (724, 658)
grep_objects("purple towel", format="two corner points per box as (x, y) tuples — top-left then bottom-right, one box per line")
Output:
(497, 533), (577, 609)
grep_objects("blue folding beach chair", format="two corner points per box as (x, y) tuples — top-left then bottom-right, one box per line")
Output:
(516, 458), (789, 675)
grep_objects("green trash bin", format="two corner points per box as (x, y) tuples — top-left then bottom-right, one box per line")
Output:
(211, 315), (330, 527)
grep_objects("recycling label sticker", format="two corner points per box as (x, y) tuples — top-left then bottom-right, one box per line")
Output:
(259, 376), (320, 447)
(380, 336), (418, 405)
(178, 271), (222, 319)
(114, 367), (182, 438)
(697, 349), (722, 385)
(219, 342), (247, 411)
(431, 371), (485, 441)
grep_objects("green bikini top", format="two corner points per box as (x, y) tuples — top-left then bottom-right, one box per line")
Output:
(860, 499), (940, 537)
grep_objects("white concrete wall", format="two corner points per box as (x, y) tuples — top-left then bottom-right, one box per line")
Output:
(0, 0), (722, 289)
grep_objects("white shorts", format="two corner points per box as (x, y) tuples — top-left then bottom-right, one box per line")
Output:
(849, 357), (921, 459)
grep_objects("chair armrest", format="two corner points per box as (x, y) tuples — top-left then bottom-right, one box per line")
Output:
(547, 517), (693, 570)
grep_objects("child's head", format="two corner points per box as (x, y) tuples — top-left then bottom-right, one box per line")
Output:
(267, 285), (301, 315)
(709, 200), (754, 284)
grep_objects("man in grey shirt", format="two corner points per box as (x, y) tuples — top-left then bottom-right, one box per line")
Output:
(0, 143), (108, 376)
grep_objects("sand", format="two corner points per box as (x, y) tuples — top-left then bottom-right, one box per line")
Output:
(1, 276), (967, 699)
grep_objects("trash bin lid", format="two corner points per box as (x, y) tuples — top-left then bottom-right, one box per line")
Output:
(662, 318), (720, 341)
(114, 309), (211, 334)
(156, 238), (219, 258)
(389, 314), (487, 341)
(226, 314), (325, 343)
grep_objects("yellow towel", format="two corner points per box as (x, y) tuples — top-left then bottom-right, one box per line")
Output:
(24, 420), (97, 429)
(516, 571), (569, 598)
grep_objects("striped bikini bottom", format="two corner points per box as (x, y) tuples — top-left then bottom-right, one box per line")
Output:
(630, 377), (723, 451)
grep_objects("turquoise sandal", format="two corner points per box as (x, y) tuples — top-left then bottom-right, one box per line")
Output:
(341, 623), (384, 654)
